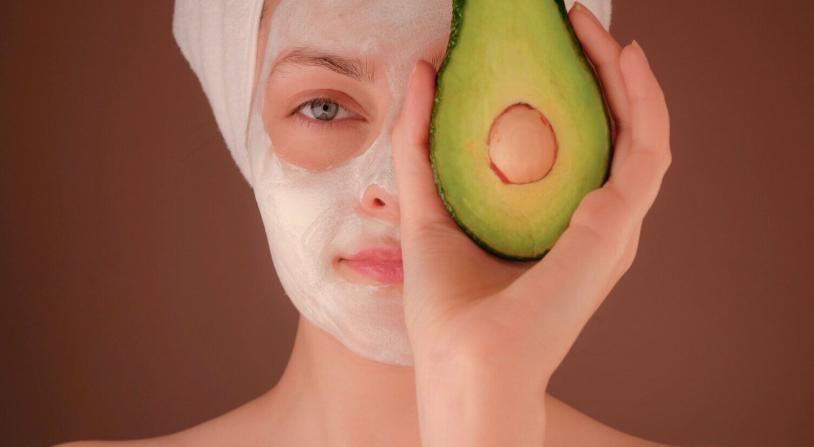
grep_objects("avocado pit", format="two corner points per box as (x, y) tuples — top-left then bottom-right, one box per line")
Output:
(487, 103), (558, 184)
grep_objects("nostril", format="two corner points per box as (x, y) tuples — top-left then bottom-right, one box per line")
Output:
(360, 185), (400, 222)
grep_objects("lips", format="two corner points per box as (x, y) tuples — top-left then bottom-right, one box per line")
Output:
(340, 246), (403, 284)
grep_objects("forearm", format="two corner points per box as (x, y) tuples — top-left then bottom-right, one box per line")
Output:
(414, 355), (548, 447)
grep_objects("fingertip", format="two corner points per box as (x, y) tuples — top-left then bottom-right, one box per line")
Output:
(619, 41), (650, 95)
(569, 2), (588, 20)
(620, 40), (668, 118)
(406, 59), (436, 95)
(408, 59), (437, 104)
(569, 3), (623, 66)
(632, 41), (650, 67)
(569, 1), (602, 30)
(414, 58), (436, 76)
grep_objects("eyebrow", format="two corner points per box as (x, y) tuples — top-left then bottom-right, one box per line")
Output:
(270, 47), (376, 83)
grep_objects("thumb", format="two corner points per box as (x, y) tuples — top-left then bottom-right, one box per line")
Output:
(392, 60), (458, 241)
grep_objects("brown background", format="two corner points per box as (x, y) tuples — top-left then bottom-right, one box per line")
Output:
(2, 1), (813, 446)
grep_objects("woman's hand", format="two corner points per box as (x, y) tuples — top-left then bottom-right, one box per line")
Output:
(391, 3), (671, 446)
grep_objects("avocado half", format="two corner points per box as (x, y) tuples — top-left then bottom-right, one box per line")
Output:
(430, 0), (613, 261)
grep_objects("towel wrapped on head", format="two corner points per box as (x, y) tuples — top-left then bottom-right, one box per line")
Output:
(172, 0), (612, 186)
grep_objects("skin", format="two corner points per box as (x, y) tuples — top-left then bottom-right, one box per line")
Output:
(58, 2), (678, 446)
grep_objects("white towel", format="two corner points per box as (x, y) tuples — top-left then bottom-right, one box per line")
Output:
(172, 0), (612, 186)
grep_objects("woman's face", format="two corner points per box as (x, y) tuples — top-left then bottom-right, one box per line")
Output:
(246, 0), (451, 365)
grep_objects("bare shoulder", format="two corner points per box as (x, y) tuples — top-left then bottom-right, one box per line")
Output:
(51, 408), (257, 447)
(54, 390), (282, 447)
(544, 393), (671, 447)
(51, 419), (246, 447)
(52, 437), (183, 447)
(54, 435), (189, 447)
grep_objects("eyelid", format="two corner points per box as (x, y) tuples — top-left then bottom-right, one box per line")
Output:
(287, 90), (368, 122)
(294, 97), (360, 122)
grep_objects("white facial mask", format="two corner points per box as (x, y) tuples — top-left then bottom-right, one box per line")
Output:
(245, 0), (612, 366)
(246, 0), (452, 366)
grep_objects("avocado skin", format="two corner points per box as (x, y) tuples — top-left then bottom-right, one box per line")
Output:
(429, 0), (614, 262)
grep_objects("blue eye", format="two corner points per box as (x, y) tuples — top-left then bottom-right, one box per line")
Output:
(298, 98), (353, 122)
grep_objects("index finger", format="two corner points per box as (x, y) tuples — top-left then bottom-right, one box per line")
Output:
(569, 2), (632, 136)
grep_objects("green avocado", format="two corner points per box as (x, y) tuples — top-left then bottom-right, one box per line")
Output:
(430, 0), (613, 261)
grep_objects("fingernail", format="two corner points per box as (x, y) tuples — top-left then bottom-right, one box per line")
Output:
(631, 40), (650, 67)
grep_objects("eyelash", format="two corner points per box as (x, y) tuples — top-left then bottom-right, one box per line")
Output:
(291, 97), (358, 129)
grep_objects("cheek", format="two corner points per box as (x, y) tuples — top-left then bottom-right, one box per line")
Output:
(261, 68), (392, 172)
(265, 117), (370, 171)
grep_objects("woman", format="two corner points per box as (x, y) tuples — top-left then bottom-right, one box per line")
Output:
(61, 0), (674, 445)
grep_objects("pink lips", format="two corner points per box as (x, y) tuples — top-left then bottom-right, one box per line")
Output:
(341, 247), (404, 284)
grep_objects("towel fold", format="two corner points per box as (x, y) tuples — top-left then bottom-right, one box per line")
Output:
(173, 0), (265, 183)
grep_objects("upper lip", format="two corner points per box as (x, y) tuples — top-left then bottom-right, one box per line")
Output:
(344, 245), (403, 262)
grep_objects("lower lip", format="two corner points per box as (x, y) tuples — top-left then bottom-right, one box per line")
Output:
(340, 258), (404, 284)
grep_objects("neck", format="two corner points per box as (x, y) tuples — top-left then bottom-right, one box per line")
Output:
(267, 315), (421, 446)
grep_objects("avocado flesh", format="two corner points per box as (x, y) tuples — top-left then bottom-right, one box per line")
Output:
(431, 0), (612, 261)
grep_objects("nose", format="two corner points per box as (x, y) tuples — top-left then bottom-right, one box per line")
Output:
(359, 183), (400, 224)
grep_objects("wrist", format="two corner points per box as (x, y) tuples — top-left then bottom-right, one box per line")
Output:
(414, 354), (549, 446)
(413, 335), (552, 399)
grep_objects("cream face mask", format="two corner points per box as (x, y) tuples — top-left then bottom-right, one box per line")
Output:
(244, 0), (612, 366)
(246, 0), (452, 366)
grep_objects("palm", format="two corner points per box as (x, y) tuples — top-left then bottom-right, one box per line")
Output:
(400, 223), (528, 340)
(393, 5), (671, 375)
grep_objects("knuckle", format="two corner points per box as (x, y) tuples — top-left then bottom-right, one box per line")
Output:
(621, 242), (637, 273)
(571, 191), (607, 230)
(630, 142), (671, 176)
(657, 149), (672, 173)
(597, 50), (621, 70)
(409, 221), (457, 248)
(621, 256), (634, 274)
(569, 189), (629, 262)
(645, 149), (672, 174)
(603, 185), (636, 220)
(599, 189), (634, 262)
(664, 149), (673, 170)
(568, 217), (605, 251)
